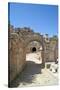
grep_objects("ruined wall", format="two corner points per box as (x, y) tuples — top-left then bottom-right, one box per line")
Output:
(9, 33), (26, 82)
(54, 41), (58, 62)
(9, 25), (58, 83)
(44, 42), (50, 62)
(49, 40), (57, 62)
(44, 39), (58, 62)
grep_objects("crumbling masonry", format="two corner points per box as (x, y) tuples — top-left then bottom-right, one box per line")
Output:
(8, 25), (58, 83)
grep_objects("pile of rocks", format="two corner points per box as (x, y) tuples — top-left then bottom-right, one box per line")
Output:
(46, 60), (58, 73)
(50, 62), (58, 73)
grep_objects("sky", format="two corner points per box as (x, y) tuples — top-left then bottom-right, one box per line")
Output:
(8, 3), (58, 37)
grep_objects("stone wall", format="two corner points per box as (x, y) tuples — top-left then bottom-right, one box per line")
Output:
(54, 41), (58, 62)
(9, 33), (26, 83)
(44, 39), (58, 62)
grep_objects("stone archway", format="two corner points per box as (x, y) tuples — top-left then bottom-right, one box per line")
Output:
(25, 34), (45, 67)
(26, 41), (44, 68)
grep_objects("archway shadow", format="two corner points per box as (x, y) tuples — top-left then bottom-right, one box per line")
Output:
(10, 61), (42, 87)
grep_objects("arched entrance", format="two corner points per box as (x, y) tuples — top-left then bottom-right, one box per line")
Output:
(26, 40), (44, 66)
(32, 47), (36, 52)
(24, 34), (45, 68)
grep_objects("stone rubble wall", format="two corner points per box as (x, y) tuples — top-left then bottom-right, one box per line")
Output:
(9, 33), (26, 83)
(44, 40), (58, 62)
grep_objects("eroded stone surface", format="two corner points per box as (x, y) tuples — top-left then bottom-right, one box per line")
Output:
(9, 26), (58, 85)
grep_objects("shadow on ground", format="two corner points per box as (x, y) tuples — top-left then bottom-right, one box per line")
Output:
(10, 61), (42, 87)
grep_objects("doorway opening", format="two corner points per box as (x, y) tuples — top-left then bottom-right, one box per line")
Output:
(32, 47), (36, 52)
